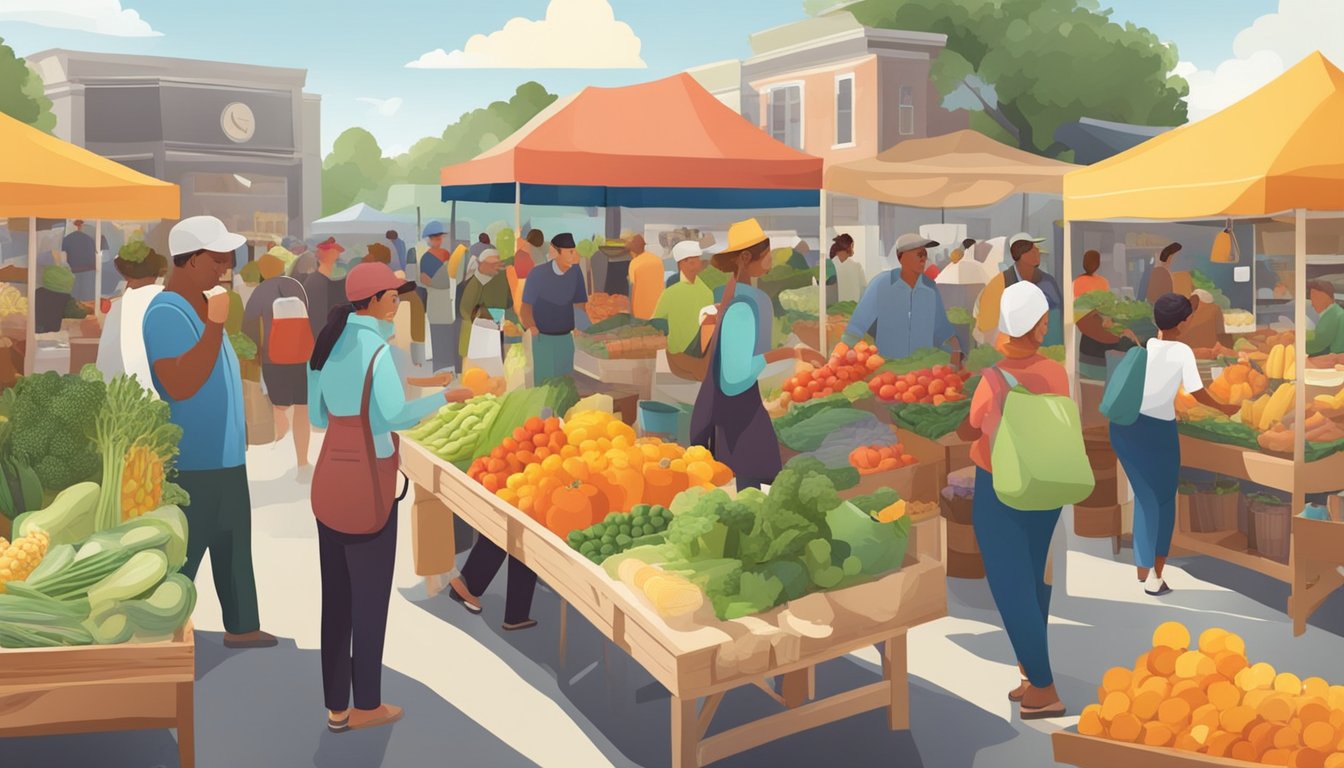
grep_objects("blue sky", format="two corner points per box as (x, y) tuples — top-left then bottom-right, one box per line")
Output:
(1, 0), (1281, 156)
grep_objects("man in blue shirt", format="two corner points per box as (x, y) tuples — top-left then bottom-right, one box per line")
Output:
(62, 220), (98, 301)
(385, 229), (408, 274)
(521, 232), (588, 384)
(144, 215), (276, 650)
(843, 233), (963, 364)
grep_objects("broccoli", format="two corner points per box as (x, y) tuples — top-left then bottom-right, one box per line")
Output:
(10, 371), (105, 493)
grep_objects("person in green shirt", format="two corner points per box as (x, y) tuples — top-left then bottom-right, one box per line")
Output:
(653, 240), (715, 355)
(458, 248), (513, 361)
(1308, 280), (1344, 356)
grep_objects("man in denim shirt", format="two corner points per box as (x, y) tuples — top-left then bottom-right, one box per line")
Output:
(842, 233), (963, 363)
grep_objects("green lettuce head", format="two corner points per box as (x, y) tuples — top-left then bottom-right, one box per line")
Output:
(42, 264), (76, 294)
(118, 239), (151, 264)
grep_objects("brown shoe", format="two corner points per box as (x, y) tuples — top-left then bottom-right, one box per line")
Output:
(1020, 683), (1066, 720)
(1008, 679), (1029, 702)
(327, 709), (350, 733)
(448, 578), (482, 614)
(224, 630), (278, 648)
(349, 704), (404, 731)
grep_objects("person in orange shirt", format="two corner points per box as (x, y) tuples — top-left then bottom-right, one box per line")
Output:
(1072, 250), (1110, 297)
(627, 234), (665, 320)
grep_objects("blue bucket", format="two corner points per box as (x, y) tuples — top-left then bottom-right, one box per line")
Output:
(638, 400), (681, 436)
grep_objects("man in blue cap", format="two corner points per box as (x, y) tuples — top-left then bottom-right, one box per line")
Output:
(418, 221), (460, 372)
(521, 232), (587, 383)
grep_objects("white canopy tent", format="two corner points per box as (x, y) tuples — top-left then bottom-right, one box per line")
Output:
(310, 203), (414, 237)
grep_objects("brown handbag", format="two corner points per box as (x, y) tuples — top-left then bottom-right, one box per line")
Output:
(311, 345), (407, 535)
(665, 278), (738, 382)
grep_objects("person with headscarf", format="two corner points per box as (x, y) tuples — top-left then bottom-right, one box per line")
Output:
(458, 248), (512, 362)
(243, 246), (314, 481)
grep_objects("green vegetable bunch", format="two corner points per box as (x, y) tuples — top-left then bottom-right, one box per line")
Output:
(1074, 292), (1152, 326)
(947, 306), (974, 326)
(1192, 270), (1232, 310)
(42, 265), (76, 294)
(93, 375), (181, 532)
(568, 504), (672, 564)
(965, 346), (1004, 373)
(227, 331), (258, 361)
(9, 371), (106, 494)
(118, 239), (152, 264)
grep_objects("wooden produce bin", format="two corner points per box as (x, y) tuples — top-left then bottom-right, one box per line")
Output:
(402, 442), (947, 768)
(1054, 730), (1260, 768)
(839, 433), (947, 505)
(0, 623), (196, 768)
(574, 348), (655, 396)
(898, 431), (973, 479)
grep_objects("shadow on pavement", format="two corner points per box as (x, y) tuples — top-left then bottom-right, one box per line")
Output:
(3, 631), (533, 768)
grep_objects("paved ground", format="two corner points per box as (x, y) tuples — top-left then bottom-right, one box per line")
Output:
(8, 435), (1344, 767)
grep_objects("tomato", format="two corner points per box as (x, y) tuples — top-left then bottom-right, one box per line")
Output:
(825, 377), (838, 388)
(866, 355), (883, 371)
(903, 373), (918, 386)
(928, 379), (946, 395)
(894, 380), (909, 393)
(944, 391), (965, 402)
(820, 388), (834, 397)
(808, 379), (822, 392)
(960, 370), (972, 381)
(945, 374), (964, 390)
(879, 384), (897, 400)
(917, 375), (931, 386)
(909, 385), (927, 400)
(901, 391), (918, 404)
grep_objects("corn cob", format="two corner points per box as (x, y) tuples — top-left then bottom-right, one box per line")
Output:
(121, 444), (166, 521)
(0, 529), (51, 593)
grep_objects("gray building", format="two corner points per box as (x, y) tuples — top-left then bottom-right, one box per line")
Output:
(27, 50), (320, 240)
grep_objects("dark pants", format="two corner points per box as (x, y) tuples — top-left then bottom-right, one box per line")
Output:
(460, 537), (537, 625)
(177, 466), (261, 635)
(973, 467), (1060, 688)
(318, 510), (398, 712)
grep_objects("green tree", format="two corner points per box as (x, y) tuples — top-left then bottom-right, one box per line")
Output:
(834, 0), (1188, 157)
(321, 82), (557, 215)
(0, 37), (55, 132)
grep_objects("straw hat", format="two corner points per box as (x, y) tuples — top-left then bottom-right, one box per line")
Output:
(724, 218), (767, 252)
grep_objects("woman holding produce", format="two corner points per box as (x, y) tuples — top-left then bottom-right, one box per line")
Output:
(1111, 293), (1238, 597)
(689, 219), (826, 490)
(457, 248), (512, 363)
(308, 262), (470, 733)
(956, 281), (1069, 720)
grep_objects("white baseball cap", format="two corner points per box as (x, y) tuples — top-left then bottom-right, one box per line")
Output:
(1008, 232), (1047, 253)
(999, 281), (1050, 337)
(169, 216), (246, 258)
(894, 233), (939, 255)
(671, 240), (704, 262)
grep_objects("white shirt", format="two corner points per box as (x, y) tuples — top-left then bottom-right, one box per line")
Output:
(1141, 338), (1203, 421)
(936, 258), (990, 286)
(95, 284), (163, 394)
(834, 258), (867, 303)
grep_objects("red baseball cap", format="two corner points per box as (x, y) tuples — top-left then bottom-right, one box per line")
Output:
(316, 237), (345, 253)
(345, 262), (414, 303)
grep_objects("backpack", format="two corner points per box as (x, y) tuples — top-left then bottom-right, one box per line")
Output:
(1100, 346), (1148, 426)
(987, 367), (1095, 511)
(267, 277), (315, 365)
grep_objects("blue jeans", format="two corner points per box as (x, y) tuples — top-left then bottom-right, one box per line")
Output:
(973, 468), (1060, 688)
(1110, 415), (1179, 569)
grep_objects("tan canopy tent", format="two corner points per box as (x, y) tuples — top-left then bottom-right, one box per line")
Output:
(824, 129), (1075, 208)
(0, 112), (180, 374)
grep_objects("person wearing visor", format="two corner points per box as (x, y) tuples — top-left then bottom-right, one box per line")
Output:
(957, 281), (1069, 721)
(842, 232), (962, 363)
(144, 216), (276, 650)
(308, 262), (467, 732)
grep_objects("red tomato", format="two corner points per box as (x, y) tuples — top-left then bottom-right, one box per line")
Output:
(845, 351), (857, 363)
(808, 379), (822, 392)
(917, 375), (931, 386)
(945, 374), (963, 389)
(837, 368), (852, 382)
(928, 379), (946, 396)
(909, 385), (928, 401)
(879, 384), (897, 400)
(894, 380), (910, 393)
(960, 370), (972, 381)
(904, 373), (919, 386)
(901, 391), (918, 403)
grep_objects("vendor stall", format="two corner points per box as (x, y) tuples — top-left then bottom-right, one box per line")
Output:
(1055, 49), (1344, 768)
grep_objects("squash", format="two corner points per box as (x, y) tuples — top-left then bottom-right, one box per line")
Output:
(13, 483), (100, 546)
(643, 458), (690, 508)
(595, 465), (642, 514)
(547, 481), (609, 535)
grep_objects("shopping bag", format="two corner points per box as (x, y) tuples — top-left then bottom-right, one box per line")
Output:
(1100, 346), (1148, 426)
(988, 368), (1095, 510)
(267, 285), (315, 365)
(466, 318), (502, 361)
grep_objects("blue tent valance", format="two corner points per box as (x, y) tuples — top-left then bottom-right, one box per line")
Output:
(441, 183), (818, 210)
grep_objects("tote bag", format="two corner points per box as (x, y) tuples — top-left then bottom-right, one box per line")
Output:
(1100, 346), (1148, 426)
(987, 367), (1095, 511)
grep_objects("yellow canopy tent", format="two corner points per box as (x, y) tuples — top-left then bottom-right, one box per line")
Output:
(1061, 53), (1344, 588)
(826, 129), (1076, 209)
(0, 111), (180, 374)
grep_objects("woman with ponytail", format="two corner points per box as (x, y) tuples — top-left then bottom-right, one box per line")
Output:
(307, 262), (468, 733)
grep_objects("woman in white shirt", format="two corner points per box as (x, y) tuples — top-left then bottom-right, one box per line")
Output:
(96, 240), (165, 392)
(1110, 293), (1237, 595)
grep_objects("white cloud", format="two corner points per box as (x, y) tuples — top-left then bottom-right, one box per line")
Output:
(0, 0), (159, 37)
(1178, 0), (1344, 120)
(406, 0), (644, 70)
(357, 97), (404, 117)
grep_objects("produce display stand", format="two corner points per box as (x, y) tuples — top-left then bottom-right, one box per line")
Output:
(402, 440), (948, 768)
(1287, 498), (1344, 635)
(0, 622), (196, 768)
(1053, 730), (1258, 768)
(573, 348), (655, 395)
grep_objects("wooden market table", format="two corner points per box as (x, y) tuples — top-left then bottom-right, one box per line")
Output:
(1172, 435), (1344, 634)
(402, 441), (948, 768)
(1054, 730), (1260, 768)
(0, 622), (196, 767)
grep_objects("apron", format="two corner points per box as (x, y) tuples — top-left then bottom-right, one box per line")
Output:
(689, 295), (782, 490)
(604, 258), (631, 296)
(532, 333), (575, 384)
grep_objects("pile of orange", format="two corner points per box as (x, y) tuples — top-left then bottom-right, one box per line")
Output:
(847, 443), (918, 475)
(467, 416), (565, 495)
(1079, 621), (1344, 766)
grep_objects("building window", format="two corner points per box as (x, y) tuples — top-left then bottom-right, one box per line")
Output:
(767, 84), (803, 150)
(899, 85), (916, 136)
(835, 74), (854, 147)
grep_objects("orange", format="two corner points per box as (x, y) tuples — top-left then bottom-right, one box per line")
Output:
(1141, 721), (1174, 747)
(1131, 691), (1162, 722)
(1101, 691), (1131, 721)
(1221, 705), (1258, 735)
(1153, 621), (1191, 650)
(1209, 681), (1242, 711)
(1158, 697), (1191, 726)
(1078, 704), (1104, 736)
(1102, 667), (1132, 694)
(1302, 722), (1335, 752)
(1108, 713), (1142, 743)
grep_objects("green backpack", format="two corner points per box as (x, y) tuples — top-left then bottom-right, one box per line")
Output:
(987, 367), (1095, 511)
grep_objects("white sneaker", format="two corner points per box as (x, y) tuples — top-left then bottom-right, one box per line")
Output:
(296, 464), (313, 484)
(1145, 574), (1172, 596)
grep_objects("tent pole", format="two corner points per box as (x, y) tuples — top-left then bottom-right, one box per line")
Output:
(1292, 209), (1306, 522)
(1063, 219), (1076, 400)
(449, 201), (456, 247)
(818, 193), (829, 353)
(94, 220), (103, 321)
(514, 183), (521, 243)
(24, 217), (36, 376)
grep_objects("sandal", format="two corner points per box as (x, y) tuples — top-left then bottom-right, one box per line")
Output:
(448, 580), (482, 614)
(1020, 700), (1067, 720)
(1008, 680), (1029, 702)
(502, 619), (538, 631)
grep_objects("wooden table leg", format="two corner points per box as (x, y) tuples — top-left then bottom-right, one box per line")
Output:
(883, 633), (909, 731)
(411, 485), (458, 597)
(671, 695), (699, 768)
(558, 599), (569, 665)
(177, 681), (195, 768)
(780, 668), (809, 709)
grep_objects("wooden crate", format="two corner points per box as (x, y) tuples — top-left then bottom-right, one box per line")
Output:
(0, 623), (196, 768)
(1054, 730), (1260, 768)
(839, 433), (947, 505)
(402, 441), (948, 767)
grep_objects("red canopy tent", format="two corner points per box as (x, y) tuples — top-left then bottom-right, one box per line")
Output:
(439, 73), (822, 209)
